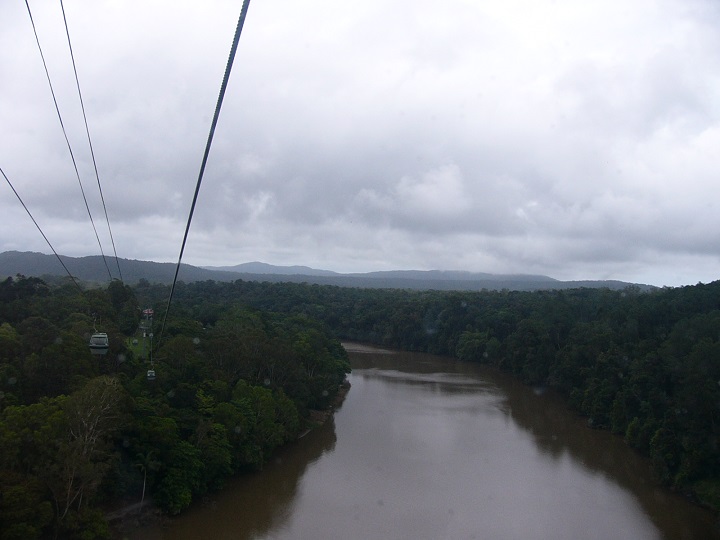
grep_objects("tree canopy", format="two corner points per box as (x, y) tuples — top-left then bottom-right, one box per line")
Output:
(0, 276), (349, 538)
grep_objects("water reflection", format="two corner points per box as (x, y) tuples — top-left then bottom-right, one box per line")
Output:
(482, 365), (718, 540)
(351, 348), (719, 540)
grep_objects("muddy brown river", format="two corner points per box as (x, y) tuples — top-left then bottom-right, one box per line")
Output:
(130, 344), (719, 539)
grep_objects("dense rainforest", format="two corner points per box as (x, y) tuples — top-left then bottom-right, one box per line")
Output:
(2, 274), (719, 538)
(132, 277), (720, 512)
(0, 276), (350, 539)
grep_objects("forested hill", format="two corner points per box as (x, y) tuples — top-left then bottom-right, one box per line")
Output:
(0, 251), (654, 291)
(0, 250), (241, 285)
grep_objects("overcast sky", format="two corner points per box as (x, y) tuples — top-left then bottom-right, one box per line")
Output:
(2, 0), (719, 287)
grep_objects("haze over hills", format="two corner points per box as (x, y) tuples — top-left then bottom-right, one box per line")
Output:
(347, 269), (557, 282)
(203, 262), (556, 283)
(204, 261), (341, 277)
(0, 251), (655, 292)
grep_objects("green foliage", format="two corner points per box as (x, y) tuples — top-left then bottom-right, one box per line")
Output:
(57, 507), (110, 540)
(155, 441), (202, 515)
(456, 330), (489, 362)
(693, 478), (720, 510)
(0, 475), (53, 540)
(194, 422), (233, 491)
(0, 397), (65, 538)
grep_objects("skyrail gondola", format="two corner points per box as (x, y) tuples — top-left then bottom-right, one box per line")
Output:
(89, 332), (109, 355)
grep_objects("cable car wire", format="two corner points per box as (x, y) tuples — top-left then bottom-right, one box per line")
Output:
(157, 0), (252, 347)
(24, 0), (114, 282)
(59, 0), (123, 282)
(1, 166), (85, 295)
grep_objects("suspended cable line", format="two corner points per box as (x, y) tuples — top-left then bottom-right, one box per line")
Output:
(158, 0), (252, 347)
(24, 0), (114, 282)
(59, 0), (123, 282)
(1, 166), (85, 295)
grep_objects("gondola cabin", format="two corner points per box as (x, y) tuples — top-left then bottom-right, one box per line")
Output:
(147, 369), (156, 381)
(89, 332), (109, 355)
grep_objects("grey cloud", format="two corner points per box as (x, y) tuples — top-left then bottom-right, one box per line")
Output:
(2, 0), (720, 286)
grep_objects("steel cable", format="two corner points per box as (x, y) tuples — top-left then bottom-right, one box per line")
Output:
(24, 0), (114, 281)
(157, 0), (253, 347)
(1, 166), (85, 295)
(59, 0), (123, 282)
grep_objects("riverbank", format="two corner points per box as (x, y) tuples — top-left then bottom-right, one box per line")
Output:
(299, 379), (351, 437)
(109, 380), (351, 539)
(108, 499), (164, 539)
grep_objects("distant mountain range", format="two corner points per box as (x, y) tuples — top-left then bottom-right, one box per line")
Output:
(0, 251), (655, 292)
(204, 261), (340, 277)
